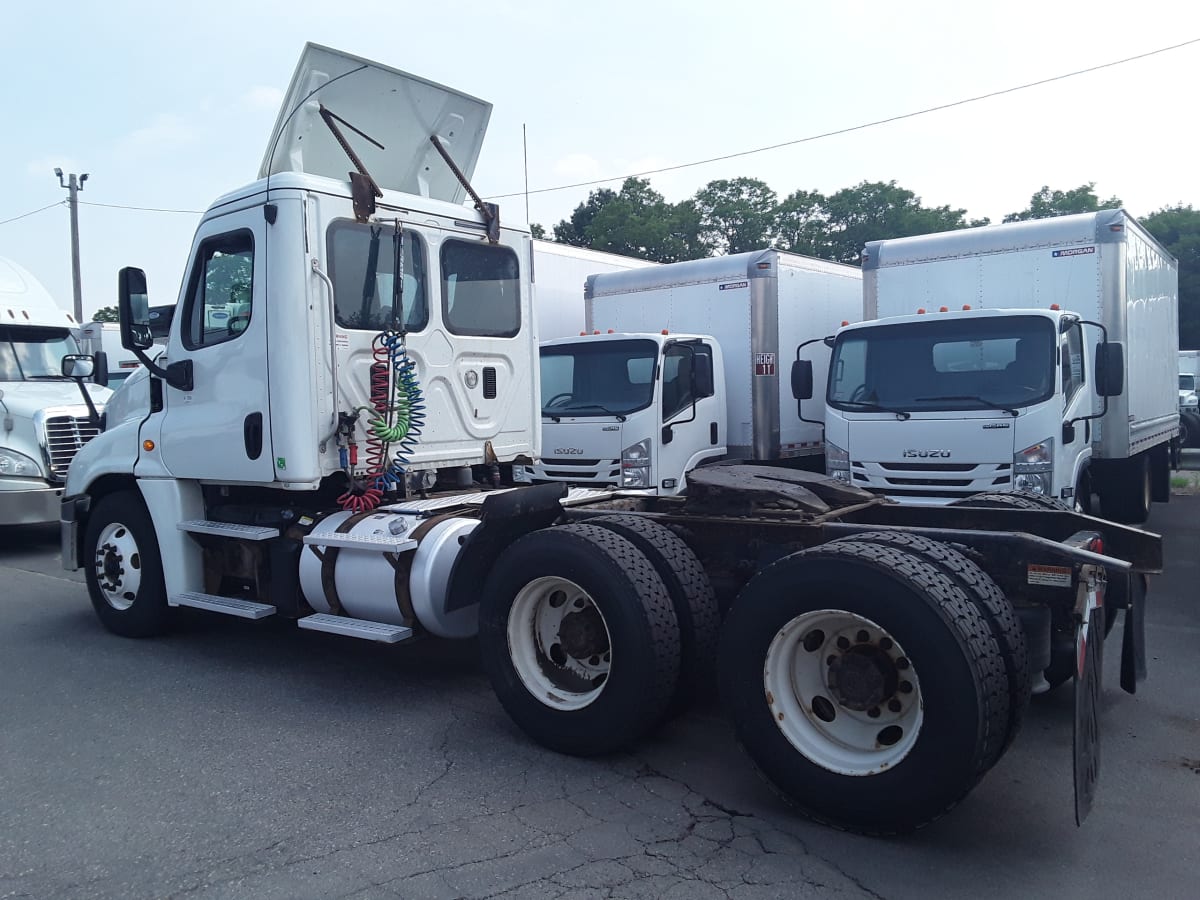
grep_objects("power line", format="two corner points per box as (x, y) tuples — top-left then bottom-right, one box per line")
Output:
(486, 36), (1200, 201)
(78, 200), (205, 214)
(0, 201), (64, 227)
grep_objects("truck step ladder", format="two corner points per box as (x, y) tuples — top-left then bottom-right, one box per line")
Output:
(297, 614), (413, 643)
(178, 520), (280, 540)
(301, 533), (417, 552)
(170, 591), (276, 619)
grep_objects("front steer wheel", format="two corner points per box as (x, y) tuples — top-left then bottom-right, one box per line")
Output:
(83, 491), (170, 638)
(479, 524), (681, 756)
(719, 540), (1009, 835)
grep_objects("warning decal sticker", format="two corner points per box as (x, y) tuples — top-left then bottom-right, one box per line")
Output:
(1028, 564), (1073, 587)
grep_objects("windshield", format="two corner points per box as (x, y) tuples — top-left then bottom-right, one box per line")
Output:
(0, 326), (80, 381)
(828, 315), (1057, 413)
(1181, 374), (1196, 392)
(540, 339), (657, 417)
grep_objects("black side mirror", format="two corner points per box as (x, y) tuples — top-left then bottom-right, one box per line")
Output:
(92, 351), (109, 387)
(1096, 342), (1125, 397)
(118, 267), (154, 351)
(61, 353), (95, 380)
(1062, 421), (1076, 445)
(791, 359), (814, 400)
(661, 424), (674, 446)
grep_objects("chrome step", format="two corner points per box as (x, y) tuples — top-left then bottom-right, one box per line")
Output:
(297, 614), (413, 643)
(302, 532), (417, 552)
(170, 591), (275, 619)
(178, 520), (280, 540)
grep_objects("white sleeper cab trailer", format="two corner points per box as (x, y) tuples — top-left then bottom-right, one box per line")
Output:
(519, 250), (861, 494)
(0, 256), (111, 525)
(802, 211), (1179, 524)
(530, 239), (658, 340)
(62, 45), (1162, 836)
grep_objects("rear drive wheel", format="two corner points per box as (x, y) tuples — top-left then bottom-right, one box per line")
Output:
(719, 540), (1008, 835)
(835, 531), (1028, 764)
(83, 491), (170, 638)
(588, 514), (719, 717)
(479, 524), (680, 756)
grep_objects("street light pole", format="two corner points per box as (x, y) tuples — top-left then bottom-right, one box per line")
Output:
(54, 168), (88, 324)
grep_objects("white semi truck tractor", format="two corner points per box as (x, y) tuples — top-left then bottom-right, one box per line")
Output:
(61, 44), (1162, 836)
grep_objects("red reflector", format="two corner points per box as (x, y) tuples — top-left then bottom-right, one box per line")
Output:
(962, 304), (971, 310)
(1050, 303), (1061, 310)
(661, 329), (669, 335)
(939, 306), (949, 312)
(917, 308), (926, 314)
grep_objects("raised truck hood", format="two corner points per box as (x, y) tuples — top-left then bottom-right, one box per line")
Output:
(259, 43), (492, 205)
(848, 415), (1019, 499)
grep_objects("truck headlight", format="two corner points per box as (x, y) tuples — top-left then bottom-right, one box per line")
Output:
(621, 439), (651, 488)
(825, 441), (851, 484)
(0, 447), (43, 478)
(1014, 438), (1053, 495)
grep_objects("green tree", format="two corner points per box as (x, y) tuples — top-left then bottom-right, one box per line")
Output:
(1003, 183), (1122, 223)
(819, 181), (986, 265)
(1142, 204), (1200, 350)
(530, 223), (546, 239)
(775, 189), (829, 258)
(553, 178), (709, 262)
(91, 305), (120, 323)
(691, 177), (778, 254)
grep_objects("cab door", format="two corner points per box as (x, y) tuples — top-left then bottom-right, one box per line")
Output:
(156, 214), (274, 482)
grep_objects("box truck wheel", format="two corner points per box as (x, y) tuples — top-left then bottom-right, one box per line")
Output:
(1181, 412), (1200, 449)
(830, 531), (1028, 766)
(718, 540), (1008, 835)
(479, 524), (681, 756)
(1099, 454), (1152, 524)
(83, 491), (170, 638)
(588, 514), (719, 719)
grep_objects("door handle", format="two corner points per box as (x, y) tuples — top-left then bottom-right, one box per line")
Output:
(244, 412), (264, 460)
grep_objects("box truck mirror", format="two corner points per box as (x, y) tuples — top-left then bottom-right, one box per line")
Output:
(92, 351), (109, 388)
(118, 267), (154, 351)
(791, 359), (814, 400)
(662, 424), (674, 445)
(1062, 421), (1076, 445)
(1096, 342), (1125, 397)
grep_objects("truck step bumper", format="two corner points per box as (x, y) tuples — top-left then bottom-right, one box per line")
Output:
(297, 614), (413, 643)
(178, 520), (280, 540)
(170, 591), (276, 619)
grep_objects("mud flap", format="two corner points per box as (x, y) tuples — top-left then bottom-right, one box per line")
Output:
(1073, 604), (1103, 826)
(1120, 574), (1148, 695)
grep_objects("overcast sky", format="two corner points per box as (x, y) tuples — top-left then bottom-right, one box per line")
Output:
(2, 0), (1198, 321)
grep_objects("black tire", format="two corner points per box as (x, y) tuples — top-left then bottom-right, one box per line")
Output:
(479, 524), (681, 756)
(82, 490), (170, 638)
(588, 514), (719, 716)
(1074, 469), (1094, 516)
(719, 540), (1009, 835)
(950, 490), (1070, 511)
(1099, 454), (1152, 524)
(834, 531), (1028, 764)
(1182, 412), (1200, 449)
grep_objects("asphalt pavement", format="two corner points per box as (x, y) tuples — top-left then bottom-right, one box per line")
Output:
(1, 488), (1197, 899)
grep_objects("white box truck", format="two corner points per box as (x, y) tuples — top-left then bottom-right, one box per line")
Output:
(530, 239), (656, 340)
(518, 250), (861, 493)
(80, 321), (144, 385)
(0, 256), (111, 525)
(806, 211), (1179, 523)
(1178, 350), (1199, 446)
(59, 44), (1164, 836)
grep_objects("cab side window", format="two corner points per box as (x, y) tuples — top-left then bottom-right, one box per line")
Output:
(662, 343), (714, 421)
(181, 230), (254, 350)
(1061, 323), (1085, 407)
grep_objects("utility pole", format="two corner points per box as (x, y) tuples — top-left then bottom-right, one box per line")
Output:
(54, 168), (88, 324)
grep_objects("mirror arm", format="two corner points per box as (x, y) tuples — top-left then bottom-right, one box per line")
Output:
(1066, 319), (1111, 431)
(130, 345), (193, 392)
(794, 335), (831, 431)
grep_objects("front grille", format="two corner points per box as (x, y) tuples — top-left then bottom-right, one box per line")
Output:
(42, 415), (101, 478)
(851, 459), (1012, 497)
(541, 458), (603, 467)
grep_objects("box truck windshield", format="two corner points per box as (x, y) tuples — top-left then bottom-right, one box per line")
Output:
(0, 326), (81, 381)
(828, 315), (1056, 414)
(1181, 374), (1195, 392)
(540, 339), (657, 418)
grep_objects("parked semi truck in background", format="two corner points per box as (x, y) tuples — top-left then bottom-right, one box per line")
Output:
(0, 256), (111, 525)
(517, 251), (861, 493)
(801, 212), (1179, 524)
(1179, 349), (1199, 446)
(60, 44), (1162, 836)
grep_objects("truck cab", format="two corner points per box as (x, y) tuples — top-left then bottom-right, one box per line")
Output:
(517, 332), (726, 493)
(822, 308), (1100, 507)
(1, 256), (111, 525)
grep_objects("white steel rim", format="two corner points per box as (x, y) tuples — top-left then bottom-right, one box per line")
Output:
(507, 576), (613, 711)
(93, 521), (143, 612)
(764, 609), (923, 776)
